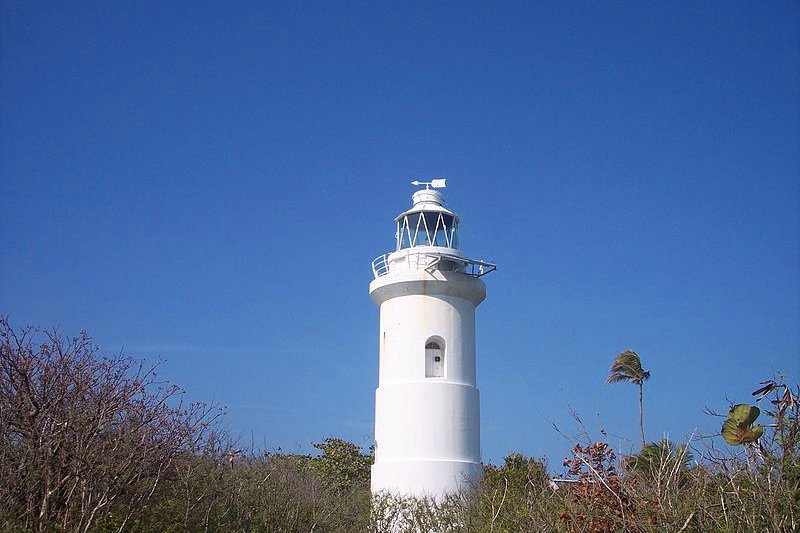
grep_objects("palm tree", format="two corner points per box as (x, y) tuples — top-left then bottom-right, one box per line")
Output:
(607, 350), (651, 448)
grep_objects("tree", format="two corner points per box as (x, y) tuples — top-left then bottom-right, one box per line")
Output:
(0, 318), (221, 532)
(607, 350), (651, 449)
(308, 437), (373, 493)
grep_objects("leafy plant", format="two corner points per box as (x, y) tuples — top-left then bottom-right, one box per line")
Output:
(623, 439), (692, 480)
(309, 437), (373, 494)
(721, 404), (764, 446)
(607, 350), (651, 448)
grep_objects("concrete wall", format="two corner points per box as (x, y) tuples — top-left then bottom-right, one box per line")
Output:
(370, 267), (485, 497)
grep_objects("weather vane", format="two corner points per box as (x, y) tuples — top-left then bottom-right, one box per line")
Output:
(411, 178), (446, 189)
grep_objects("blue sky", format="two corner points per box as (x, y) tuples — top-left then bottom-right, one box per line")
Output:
(1, 1), (798, 468)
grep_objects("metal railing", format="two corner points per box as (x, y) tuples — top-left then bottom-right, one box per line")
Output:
(371, 254), (390, 278)
(371, 251), (496, 280)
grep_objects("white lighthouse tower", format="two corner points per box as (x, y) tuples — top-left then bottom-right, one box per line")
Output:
(369, 180), (495, 497)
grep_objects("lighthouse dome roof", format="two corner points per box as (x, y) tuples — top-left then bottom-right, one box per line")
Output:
(395, 189), (459, 222)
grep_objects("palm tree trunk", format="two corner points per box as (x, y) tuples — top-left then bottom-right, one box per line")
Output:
(639, 382), (645, 449)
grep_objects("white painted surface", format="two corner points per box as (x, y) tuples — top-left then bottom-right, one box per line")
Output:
(369, 190), (488, 498)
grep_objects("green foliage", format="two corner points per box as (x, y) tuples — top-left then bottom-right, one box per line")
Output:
(729, 403), (760, 425)
(721, 404), (764, 445)
(309, 437), (373, 493)
(722, 418), (764, 446)
(623, 439), (692, 483)
(476, 453), (550, 531)
(483, 452), (548, 493)
(4, 318), (799, 532)
(606, 350), (650, 385)
(128, 450), (372, 533)
(607, 349), (651, 448)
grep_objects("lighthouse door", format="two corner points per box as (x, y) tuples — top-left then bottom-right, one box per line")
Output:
(425, 341), (444, 378)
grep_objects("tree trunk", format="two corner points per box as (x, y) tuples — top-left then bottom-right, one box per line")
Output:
(639, 382), (645, 449)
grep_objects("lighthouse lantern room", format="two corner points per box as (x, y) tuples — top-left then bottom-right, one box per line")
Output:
(370, 181), (495, 497)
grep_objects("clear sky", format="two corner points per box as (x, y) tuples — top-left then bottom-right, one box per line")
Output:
(1, 1), (798, 468)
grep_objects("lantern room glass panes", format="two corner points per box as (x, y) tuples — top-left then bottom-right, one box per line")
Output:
(397, 212), (459, 250)
(422, 213), (437, 245)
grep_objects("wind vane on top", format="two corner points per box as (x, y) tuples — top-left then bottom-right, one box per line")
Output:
(411, 178), (446, 189)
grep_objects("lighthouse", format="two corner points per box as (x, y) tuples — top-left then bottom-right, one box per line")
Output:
(370, 180), (495, 497)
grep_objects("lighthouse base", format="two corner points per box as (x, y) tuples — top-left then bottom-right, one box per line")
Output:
(371, 459), (482, 498)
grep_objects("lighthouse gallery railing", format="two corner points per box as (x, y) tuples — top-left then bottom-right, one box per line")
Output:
(371, 251), (496, 280)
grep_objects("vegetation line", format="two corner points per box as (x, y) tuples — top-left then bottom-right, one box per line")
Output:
(1, 318), (797, 532)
